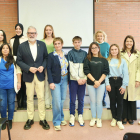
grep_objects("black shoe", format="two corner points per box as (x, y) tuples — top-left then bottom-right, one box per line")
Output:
(24, 119), (34, 130)
(122, 118), (127, 124)
(128, 120), (134, 125)
(102, 101), (106, 106)
(2, 122), (6, 130)
(21, 104), (27, 110)
(17, 107), (21, 110)
(39, 120), (50, 130)
(20, 107), (27, 110)
(8, 120), (12, 129)
(23, 105), (27, 109)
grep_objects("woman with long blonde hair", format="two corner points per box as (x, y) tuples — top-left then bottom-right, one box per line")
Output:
(41, 24), (55, 54)
(41, 25), (55, 109)
(105, 44), (129, 130)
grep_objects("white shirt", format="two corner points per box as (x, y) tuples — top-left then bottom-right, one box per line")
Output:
(28, 41), (37, 61)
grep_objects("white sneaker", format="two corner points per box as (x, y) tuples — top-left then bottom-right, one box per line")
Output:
(61, 120), (67, 126)
(97, 118), (102, 128)
(90, 118), (96, 127)
(111, 118), (117, 127)
(78, 114), (85, 126)
(54, 125), (61, 131)
(69, 114), (75, 126)
(117, 121), (124, 130)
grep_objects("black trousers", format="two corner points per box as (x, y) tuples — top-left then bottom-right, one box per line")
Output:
(122, 95), (137, 120)
(108, 77), (124, 121)
(17, 74), (26, 108)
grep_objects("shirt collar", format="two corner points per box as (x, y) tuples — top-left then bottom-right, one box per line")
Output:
(53, 50), (65, 56)
(28, 41), (37, 46)
(73, 48), (81, 52)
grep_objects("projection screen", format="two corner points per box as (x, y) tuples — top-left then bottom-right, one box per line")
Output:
(18, 0), (94, 48)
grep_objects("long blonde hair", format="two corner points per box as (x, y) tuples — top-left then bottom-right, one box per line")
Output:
(43, 25), (55, 39)
(94, 30), (108, 42)
(107, 44), (121, 68)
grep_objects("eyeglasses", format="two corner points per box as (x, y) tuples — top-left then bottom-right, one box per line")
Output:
(27, 32), (37, 35)
(91, 47), (98, 50)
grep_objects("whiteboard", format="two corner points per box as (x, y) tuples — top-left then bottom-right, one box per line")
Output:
(18, 0), (94, 47)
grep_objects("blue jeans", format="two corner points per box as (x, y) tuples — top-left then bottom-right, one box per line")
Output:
(51, 75), (68, 126)
(0, 88), (16, 120)
(69, 80), (86, 115)
(87, 84), (105, 119)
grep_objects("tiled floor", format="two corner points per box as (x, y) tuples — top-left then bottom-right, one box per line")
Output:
(4, 87), (140, 140)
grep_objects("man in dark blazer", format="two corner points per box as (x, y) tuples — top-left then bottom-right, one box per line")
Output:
(16, 26), (50, 130)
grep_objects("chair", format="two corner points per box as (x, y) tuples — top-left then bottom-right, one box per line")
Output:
(123, 133), (140, 140)
(0, 99), (11, 140)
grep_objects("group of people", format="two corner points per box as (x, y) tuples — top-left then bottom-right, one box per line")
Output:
(0, 23), (140, 131)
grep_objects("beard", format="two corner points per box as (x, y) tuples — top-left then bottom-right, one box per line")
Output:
(28, 37), (36, 42)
